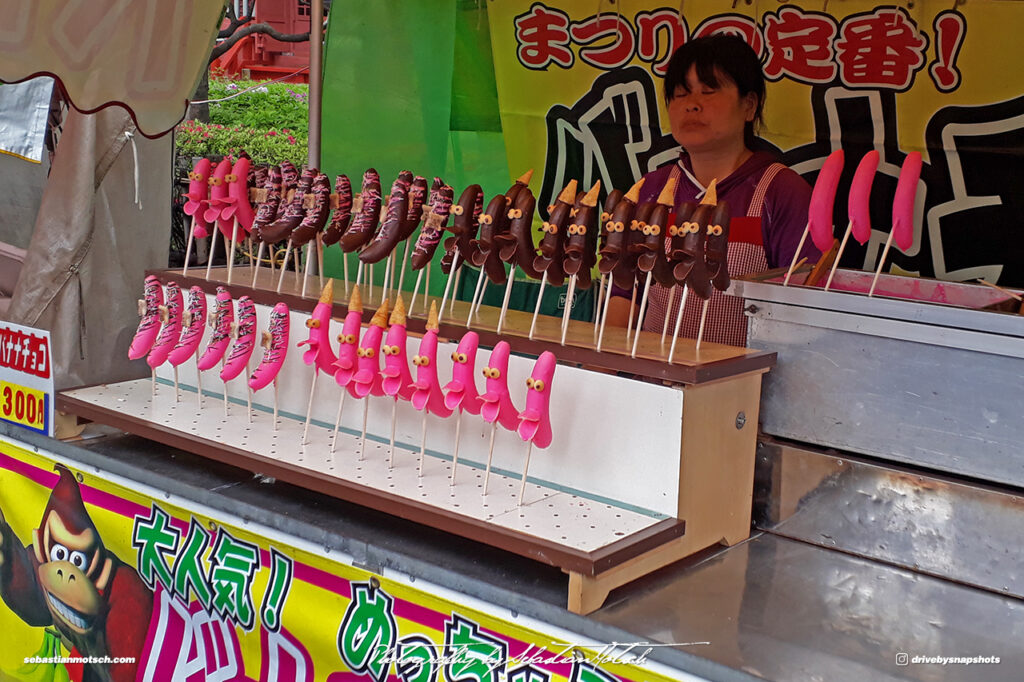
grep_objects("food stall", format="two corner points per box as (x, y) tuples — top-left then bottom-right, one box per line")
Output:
(2, 2), (1023, 681)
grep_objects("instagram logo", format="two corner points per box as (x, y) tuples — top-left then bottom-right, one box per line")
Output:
(896, 653), (909, 666)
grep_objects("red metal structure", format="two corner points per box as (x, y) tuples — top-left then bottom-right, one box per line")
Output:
(211, 0), (320, 83)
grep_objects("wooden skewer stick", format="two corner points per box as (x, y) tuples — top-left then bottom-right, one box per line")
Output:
(625, 284), (637, 347)
(196, 356), (203, 408)
(343, 252), (350, 297)
(596, 271), (616, 352)
(528, 271), (548, 340)
(301, 242), (314, 298)
(418, 411), (428, 477)
(272, 378), (279, 431)
(437, 250), (461, 324)
(518, 441), (534, 506)
(976, 278), (1023, 301)
(423, 261), (431, 312)
(660, 285), (676, 347)
(293, 247), (301, 288)
(407, 268), (423, 315)
(301, 370), (318, 444)
(667, 286), (690, 365)
(251, 242), (266, 288)
(173, 366), (180, 403)
(593, 274), (606, 342)
(630, 271), (653, 358)
(449, 267), (462, 317)
(474, 278), (488, 320)
(329, 391), (347, 457)
(183, 217), (196, 277)
(783, 226), (810, 286)
(317, 235), (324, 287)
(151, 368), (157, 399)
(227, 220), (240, 284)
(359, 399), (369, 461)
(450, 411), (463, 486)
(367, 263), (375, 302)
(868, 230), (895, 297)
(466, 269), (486, 327)
(381, 252), (393, 305)
(245, 359), (253, 424)
(496, 266), (516, 334)
(388, 250), (396, 300)
(276, 240), (294, 293)
(483, 422), (498, 494)
(560, 274), (577, 346)
(825, 222), (854, 291)
(397, 239), (412, 295)
(205, 231), (218, 280)
(354, 260), (365, 291)
(694, 298), (711, 351)
(388, 399), (398, 469)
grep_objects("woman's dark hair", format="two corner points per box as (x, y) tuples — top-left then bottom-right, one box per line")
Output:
(663, 34), (766, 149)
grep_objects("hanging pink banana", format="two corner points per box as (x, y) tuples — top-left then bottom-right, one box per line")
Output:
(333, 286), (364, 389)
(479, 341), (520, 432)
(348, 301), (388, 400)
(381, 296), (414, 401)
(517, 351), (556, 448)
(220, 296), (257, 382)
(146, 282), (183, 368)
(297, 280), (338, 375)
(168, 286), (207, 366)
(410, 302), (453, 418)
(128, 275), (164, 360)
(197, 287), (234, 371)
(249, 302), (290, 391)
(443, 331), (482, 415)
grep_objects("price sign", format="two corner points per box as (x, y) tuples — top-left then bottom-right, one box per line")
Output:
(0, 322), (53, 436)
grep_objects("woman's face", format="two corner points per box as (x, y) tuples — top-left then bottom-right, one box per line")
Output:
(668, 64), (756, 154)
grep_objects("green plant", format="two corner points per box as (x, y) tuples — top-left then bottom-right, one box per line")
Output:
(207, 77), (309, 134)
(175, 121), (307, 167)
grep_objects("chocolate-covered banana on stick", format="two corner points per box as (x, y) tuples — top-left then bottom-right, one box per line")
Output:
(471, 194), (510, 285)
(339, 168), (383, 253)
(563, 181), (601, 290)
(672, 183), (715, 301)
(252, 165), (283, 243)
(599, 179), (642, 283)
(559, 181), (601, 344)
(274, 161), (299, 221)
(629, 178), (676, 357)
(532, 180), (576, 288)
(290, 173), (332, 247)
(408, 183), (454, 316)
(705, 199), (731, 292)
(359, 172), (410, 264)
(437, 185), (482, 322)
(497, 189), (541, 279)
(262, 166), (315, 244)
(399, 175), (428, 241)
(321, 174), (353, 247)
(410, 182), (453, 270)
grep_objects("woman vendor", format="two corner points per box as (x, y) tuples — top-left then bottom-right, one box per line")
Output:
(606, 34), (821, 346)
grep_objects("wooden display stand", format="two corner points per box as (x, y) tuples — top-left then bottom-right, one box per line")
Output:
(58, 267), (773, 615)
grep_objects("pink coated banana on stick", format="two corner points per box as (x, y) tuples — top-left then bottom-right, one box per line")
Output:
(183, 158), (211, 238)
(222, 157), (255, 234)
(249, 302), (290, 391)
(348, 300), (389, 399)
(146, 281), (182, 368)
(443, 331), (483, 415)
(517, 351), (556, 448)
(197, 287), (234, 371)
(128, 275), (164, 360)
(297, 280), (338, 375)
(168, 286), (207, 366)
(220, 296), (257, 382)
(479, 341), (520, 432)
(203, 158), (232, 231)
(381, 296), (415, 401)
(410, 302), (453, 418)
(332, 286), (364, 388)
